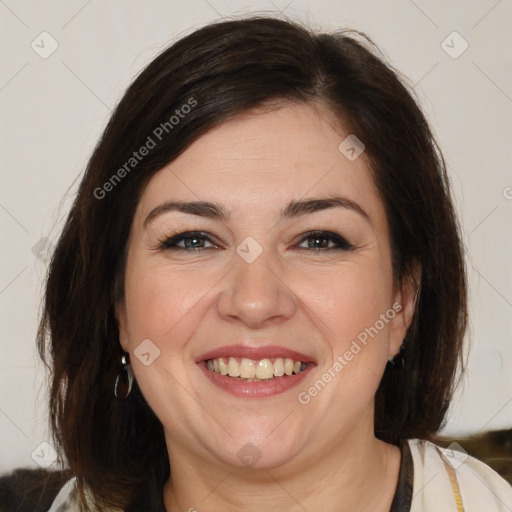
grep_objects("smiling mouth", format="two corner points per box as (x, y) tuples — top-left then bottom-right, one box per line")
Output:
(205, 356), (308, 382)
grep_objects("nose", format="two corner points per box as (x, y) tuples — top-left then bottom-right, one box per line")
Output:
(217, 248), (297, 329)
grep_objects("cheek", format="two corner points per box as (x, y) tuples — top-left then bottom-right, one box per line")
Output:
(123, 261), (215, 346)
(121, 262), (214, 430)
(325, 267), (395, 397)
(297, 260), (394, 346)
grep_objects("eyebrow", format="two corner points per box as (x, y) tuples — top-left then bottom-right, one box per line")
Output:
(281, 197), (369, 221)
(143, 196), (370, 228)
(143, 200), (229, 228)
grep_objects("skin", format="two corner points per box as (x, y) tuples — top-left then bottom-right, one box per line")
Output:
(117, 103), (417, 512)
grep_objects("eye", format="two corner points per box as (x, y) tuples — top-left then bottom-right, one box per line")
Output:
(295, 231), (354, 251)
(159, 231), (219, 251)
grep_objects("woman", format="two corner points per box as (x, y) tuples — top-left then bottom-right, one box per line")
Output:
(35, 16), (511, 511)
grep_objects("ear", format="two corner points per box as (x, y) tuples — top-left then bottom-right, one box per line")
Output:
(115, 299), (130, 353)
(388, 261), (421, 359)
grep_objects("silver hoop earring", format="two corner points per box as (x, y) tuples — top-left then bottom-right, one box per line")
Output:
(113, 353), (134, 400)
(388, 343), (405, 369)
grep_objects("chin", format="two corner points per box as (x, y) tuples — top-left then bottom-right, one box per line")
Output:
(211, 421), (309, 471)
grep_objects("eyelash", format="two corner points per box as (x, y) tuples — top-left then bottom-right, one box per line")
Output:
(158, 230), (354, 252)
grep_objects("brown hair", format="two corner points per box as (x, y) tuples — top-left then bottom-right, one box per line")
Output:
(38, 16), (467, 510)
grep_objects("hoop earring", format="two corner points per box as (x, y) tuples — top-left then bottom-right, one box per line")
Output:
(113, 353), (134, 400)
(387, 344), (405, 369)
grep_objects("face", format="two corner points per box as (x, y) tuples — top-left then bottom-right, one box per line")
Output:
(117, 103), (414, 471)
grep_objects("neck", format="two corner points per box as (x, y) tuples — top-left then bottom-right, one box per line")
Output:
(163, 427), (401, 512)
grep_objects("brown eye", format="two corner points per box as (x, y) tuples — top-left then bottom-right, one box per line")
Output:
(305, 236), (331, 249)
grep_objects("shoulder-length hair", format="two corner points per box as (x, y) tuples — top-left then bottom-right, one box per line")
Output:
(38, 16), (467, 510)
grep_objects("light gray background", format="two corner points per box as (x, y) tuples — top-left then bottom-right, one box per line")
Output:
(1, 0), (511, 472)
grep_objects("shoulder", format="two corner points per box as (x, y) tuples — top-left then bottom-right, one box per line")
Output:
(407, 438), (512, 511)
(0, 468), (72, 512)
(46, 477), (79, 511)
(46, 477), (124, 512)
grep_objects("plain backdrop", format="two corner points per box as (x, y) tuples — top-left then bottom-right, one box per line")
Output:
(1, 0), (511, 473)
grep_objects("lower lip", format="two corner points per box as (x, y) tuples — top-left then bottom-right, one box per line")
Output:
(198, 361), (315, 398)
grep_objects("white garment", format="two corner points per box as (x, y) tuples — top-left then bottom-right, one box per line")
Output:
(408, 439), (512, 511)
(46, 477), (82, 512)
(48, 439), (512, 511)
(46, 477), (79, 512)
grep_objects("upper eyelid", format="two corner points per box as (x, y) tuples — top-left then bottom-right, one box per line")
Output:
(294, 231), (353, 249)
(162, 230), (347, 241)
(160, 231), (219, 247)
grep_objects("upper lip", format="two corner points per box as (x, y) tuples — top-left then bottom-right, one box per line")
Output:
(196, 344), (317, 364)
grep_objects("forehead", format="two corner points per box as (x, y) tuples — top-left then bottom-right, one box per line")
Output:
(136, 103), (384, 224)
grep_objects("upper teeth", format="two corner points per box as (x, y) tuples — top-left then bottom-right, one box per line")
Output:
(206, 357), (306, 379)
